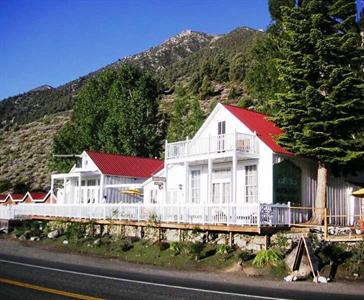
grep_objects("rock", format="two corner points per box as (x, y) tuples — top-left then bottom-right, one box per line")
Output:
(30, 236), (40, 242)
(18, 234), (27, 241)
(317, 276), (328, 283)
(63, 240), (69, 245)
(47, 229), (59, 239)
(93, 238), (101, 246)
(284, 275), (293, 282)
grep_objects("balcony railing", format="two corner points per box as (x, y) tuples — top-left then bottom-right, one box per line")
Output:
(0, 202), (290, 227)
(166, 132), (258, 160)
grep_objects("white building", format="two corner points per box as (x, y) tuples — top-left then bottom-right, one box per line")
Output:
(144, 103), (363, 226)
(51, 151), (163, 204)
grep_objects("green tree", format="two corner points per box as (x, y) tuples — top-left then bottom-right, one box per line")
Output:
(52, 65), (165, 172)
(272, 0), (364, 223)
(167, 87), (205, 142)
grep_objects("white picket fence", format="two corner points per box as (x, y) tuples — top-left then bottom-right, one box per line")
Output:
(0, 203), (291, 227)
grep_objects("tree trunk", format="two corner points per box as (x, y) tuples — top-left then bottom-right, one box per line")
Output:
(310, 162), (327, 225)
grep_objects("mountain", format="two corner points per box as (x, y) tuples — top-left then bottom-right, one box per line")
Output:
(0, 26), (263, 190)
(0, 27), (263, 129)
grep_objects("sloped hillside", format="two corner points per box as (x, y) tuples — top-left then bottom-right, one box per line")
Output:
(0, 111), (71, 190)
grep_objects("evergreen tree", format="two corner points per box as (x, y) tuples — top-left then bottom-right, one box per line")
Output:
(272, 0), (364, 223)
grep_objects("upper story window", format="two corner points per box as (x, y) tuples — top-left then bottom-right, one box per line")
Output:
(218, 121), (226, 135)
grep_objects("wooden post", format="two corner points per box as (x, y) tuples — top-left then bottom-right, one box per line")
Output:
(324, 208), (328, 240)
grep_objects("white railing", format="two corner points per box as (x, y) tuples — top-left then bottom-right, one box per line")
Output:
(0, 203), (291, 227)
(166, 132), (259, 160)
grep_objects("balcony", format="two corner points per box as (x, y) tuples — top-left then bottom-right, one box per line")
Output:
(166, 132), (259, 161)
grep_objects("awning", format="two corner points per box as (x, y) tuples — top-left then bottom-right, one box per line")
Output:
(352, 188), (364, 198)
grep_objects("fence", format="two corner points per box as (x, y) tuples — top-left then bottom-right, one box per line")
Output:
(0, 203), (291, 227)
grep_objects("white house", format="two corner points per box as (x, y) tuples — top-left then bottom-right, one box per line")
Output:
(1, 104), (362, 228)
(51, 151), (163, 205)
(144, 103), (363, 226)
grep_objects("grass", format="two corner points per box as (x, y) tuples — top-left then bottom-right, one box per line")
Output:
(36, 237), (240, 271)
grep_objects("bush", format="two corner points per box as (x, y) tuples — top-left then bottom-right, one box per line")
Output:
(0, 180), (12, 192)
(119, 238), (133, 252)
(157, 241), (170, 251)
(216, 244), (232, 255)
(253, 248), (283, 268)
(169, 241), (181, 256)
(239, 251), (255, 262)
(13, 182), (29, 194)
(188, 242), (204, 260)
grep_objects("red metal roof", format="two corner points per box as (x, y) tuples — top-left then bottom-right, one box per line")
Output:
(223, 104), (291, 155)
(10, 193), (25, 200)
(0, 194), (7, 201)
(86, 151), (164, 178)
(28, 192), (48, 200)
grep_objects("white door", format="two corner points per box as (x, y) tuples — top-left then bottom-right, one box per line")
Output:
(212, 168), (231, 204)
(217, 121), (226, 152)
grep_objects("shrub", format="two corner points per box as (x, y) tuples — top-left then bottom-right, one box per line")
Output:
(188, 242), (204, 260)
(157, 241), (170, 251)
(0, 180), (12, 192)
(253, 248), (283, 268)
(239, 251), (255, 262)
(119, 238), (133, 252)
(216, 244), (232, 255)
(169, 241), (181, 256)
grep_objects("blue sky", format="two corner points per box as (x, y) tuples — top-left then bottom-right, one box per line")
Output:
(0, 0), (270, 100)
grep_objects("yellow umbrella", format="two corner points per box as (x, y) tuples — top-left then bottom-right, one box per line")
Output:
(352, 188), (364, 198)
(121, 189), (142, 196)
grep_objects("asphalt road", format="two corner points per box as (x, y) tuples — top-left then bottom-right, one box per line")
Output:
(0, 251), (362, 300)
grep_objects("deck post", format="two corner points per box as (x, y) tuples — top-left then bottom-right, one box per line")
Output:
(207, 159), (212, 203)
(78, 174), (81, 204)
(288, 201), (291, 227)
(257, 203), (261, 227)
(100, 174), (104, 204)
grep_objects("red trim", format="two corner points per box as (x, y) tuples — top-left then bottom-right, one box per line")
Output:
(223, 104), (291, 155)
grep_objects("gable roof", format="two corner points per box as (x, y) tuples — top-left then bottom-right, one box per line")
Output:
(223, 104), (291, 155)
(86, 151), (164, 178)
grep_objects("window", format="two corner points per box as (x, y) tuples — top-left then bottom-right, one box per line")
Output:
(217, 121), (226, 152)
(191, 170), (201, 203)
(150, 189), (157, 204)
(218, 121), (226, 135)
(245, 165), (257, 203)
(87, 179), (96, 186)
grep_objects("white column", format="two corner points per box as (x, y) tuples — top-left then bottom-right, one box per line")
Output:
(232, 153), (237, 204)
(207, 159), (212, 203)
(100, 174), (104, 204)
(184, 162), (189, 204)
(78, 175), (81, 204)
(164, 140), (168, 205)
(63, 178), (67, 204)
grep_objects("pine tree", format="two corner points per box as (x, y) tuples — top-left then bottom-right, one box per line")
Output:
(273, 0), (364, 223)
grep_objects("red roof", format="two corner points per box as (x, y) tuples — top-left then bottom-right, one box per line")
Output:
(223, 104), (291, 155)
(0, 194), (7, 201)
(28, 192), (48, 200)
(86, 151), (164, 178)
(10, 193), (25, 200)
